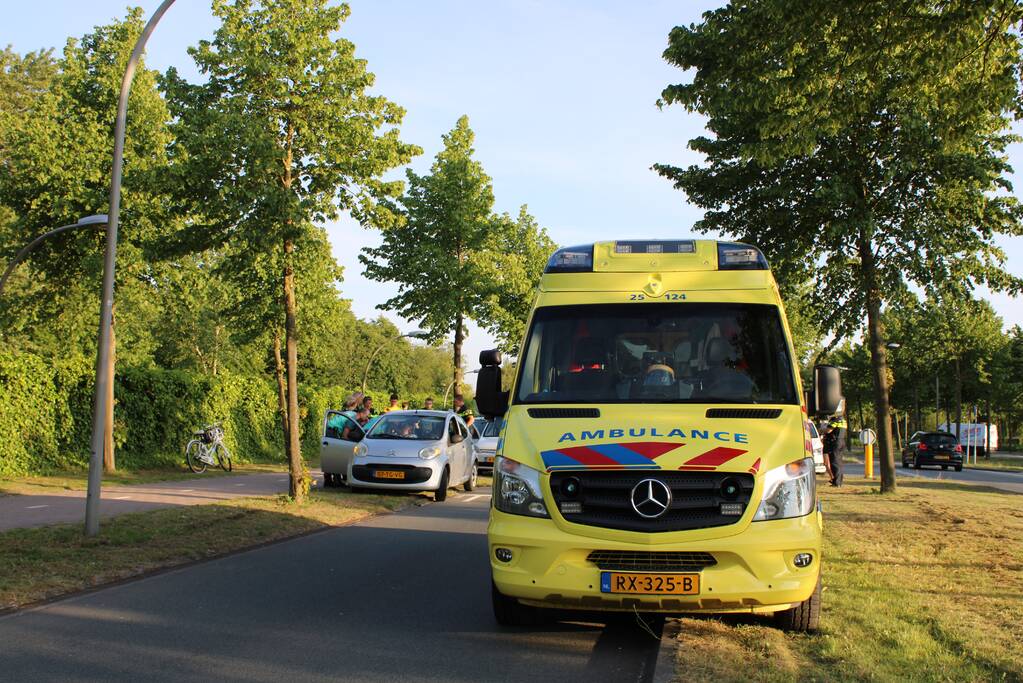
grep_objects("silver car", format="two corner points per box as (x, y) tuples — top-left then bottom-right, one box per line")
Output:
(474, 417), (503, 471)
(348, 410), (477, 501)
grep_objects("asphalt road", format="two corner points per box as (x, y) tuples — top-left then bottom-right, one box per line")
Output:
(840, 458), (1023, 494)
(0, 472), (300, 532)
(0, 488), (665, 683)
(896, 462), (1023, 493)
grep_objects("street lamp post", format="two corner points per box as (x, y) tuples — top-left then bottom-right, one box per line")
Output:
(0, 215), (109, 298)
(443, 369), (480, 408)
(361, 330), (429, 392)
(86, 0), (177, 537)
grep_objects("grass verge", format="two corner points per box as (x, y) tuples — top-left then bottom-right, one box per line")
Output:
(0, 462), (291, 496)
(0, 488), (421, 612)
(672, 476), (1023, 682)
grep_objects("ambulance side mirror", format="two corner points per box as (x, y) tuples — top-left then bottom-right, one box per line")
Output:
(813, 365), (842, 416)
(476, 349), (509, 419)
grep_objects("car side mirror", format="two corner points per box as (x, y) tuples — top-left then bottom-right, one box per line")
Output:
(476, 349), (509, 419)
(812, 365), (842, 416)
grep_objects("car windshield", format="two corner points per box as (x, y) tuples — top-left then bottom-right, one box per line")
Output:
(515, 303), (798, 405)
(366, 414), (446, 441)
(482, 419), (504, 437)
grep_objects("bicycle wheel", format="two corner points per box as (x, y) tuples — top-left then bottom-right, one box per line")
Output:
(186, 440), (207, 474)
(215, 443), (233, 472)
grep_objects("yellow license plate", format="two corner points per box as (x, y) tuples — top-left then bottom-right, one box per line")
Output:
(600, 572), (700, 595)
(376, 470), (405, 480)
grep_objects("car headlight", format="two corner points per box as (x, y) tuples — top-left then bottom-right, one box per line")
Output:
(419, 446), (442, 459)
(494, 456), (549, 518)
(354, 443), (367, 457)
(753, 457), (816, 521)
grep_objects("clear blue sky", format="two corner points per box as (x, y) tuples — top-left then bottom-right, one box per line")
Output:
(6, 1), (1023, 373)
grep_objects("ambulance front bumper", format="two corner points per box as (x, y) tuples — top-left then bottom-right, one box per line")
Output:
(489, 507), (822, 614)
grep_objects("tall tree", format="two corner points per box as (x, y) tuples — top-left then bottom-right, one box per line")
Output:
(162, 0), (418, 501)
(656, 1), (1023, 492)
(472, 205), (557, 355)
(361, 116), (494, 388)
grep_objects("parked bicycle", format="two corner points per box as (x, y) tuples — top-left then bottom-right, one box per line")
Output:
(185, 422), (232, 473)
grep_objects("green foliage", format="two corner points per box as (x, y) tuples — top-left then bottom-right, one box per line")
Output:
(362, 117), (556, 368)
(657, 0), (1023, 332)
(361, 116), (495, 371)
(472, 206), (556, 355)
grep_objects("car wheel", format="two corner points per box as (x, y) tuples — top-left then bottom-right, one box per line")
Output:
(492, 581), (545, 627)
(323, 473), (335, 488)
(435, 468), (449, 502)
(941, 465), (948, 471)
(955, 465), (963, 472)
(913, 461), (921, 469)
(774, 575), (821, 633)
(464, 461), (478, 492)
(901, 460), (907, 468)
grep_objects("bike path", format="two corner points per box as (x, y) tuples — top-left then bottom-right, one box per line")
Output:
(0, 471), (308, 532)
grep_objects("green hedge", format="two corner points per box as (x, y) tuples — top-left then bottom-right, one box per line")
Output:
(0, 350), (284, 476)
(0, 348), (467, 477)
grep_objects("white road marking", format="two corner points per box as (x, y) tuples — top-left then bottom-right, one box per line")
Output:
(113, 495), (132, 500)
(25, 505), (48, 509)
(235, 483), (245, 487)
(464, 494), (484, 502)
(179, 489), (193, 493)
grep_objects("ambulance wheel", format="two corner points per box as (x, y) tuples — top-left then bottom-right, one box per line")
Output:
(492, 581), (544, 627)
(774, 576), (821, 633)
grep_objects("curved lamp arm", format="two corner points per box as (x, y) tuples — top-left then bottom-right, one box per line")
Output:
(0, 215), (108, 298)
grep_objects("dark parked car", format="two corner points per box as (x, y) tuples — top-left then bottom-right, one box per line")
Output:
(902, 431), (963, 472)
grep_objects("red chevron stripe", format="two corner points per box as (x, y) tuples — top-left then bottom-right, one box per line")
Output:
(683, 446), (747, 467)
(620, 441), (685, 459)
(748, 457), (761, 475)
(555, 446), (619, 467)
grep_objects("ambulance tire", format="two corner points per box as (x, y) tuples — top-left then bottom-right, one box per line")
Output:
(492, 581), (545, 627)
(774, 576), (821, 633)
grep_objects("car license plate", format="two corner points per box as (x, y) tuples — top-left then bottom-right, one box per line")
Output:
(482, 455), (494, 463)
(375, 470), (405, 480)
(936, 454), (949, 460)
(600, 572), (700, 595)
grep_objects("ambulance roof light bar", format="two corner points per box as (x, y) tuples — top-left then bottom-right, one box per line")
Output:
(545, 244), (593, 273)
(717, 242), (769, 270)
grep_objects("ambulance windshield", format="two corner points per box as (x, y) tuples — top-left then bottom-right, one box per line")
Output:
(514, 303), (798, 405)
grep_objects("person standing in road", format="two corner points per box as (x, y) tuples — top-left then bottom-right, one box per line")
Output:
(452, 393), (475, 428)
(823, 415), (847, 487)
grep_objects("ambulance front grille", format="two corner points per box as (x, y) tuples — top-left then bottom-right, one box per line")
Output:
(550, 470), (754, 533)
(586, 550), (717, 572)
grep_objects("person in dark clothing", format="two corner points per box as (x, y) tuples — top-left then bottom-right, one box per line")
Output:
(823, 416), (847, 486)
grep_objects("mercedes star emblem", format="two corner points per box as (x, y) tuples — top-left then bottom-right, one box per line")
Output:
(630, 478), (672, 519)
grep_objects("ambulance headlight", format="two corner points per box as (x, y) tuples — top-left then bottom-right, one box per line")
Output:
(753, 457), (815, 521)
(494, 456), (549, 518)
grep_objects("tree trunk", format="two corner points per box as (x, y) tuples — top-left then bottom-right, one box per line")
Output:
(273, 328), (290, 462)
(453, 310), (464, 390)
(283, 240), (305, 501)
(954, 356), (963, 441)
(860, 233), (897, 493)
(103, 317), (116, 473)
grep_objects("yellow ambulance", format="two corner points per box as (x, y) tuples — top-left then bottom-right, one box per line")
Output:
(474, 240), (841, 632)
